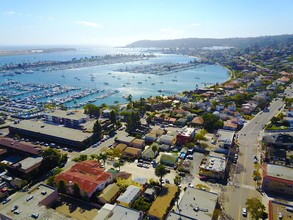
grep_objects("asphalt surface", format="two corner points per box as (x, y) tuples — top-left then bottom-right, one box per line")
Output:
(223, 83), (293, 219)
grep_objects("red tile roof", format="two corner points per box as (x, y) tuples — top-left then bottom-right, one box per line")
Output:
(55, 160), (111, 194)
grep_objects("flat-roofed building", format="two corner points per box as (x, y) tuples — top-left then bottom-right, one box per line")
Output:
(131, 139), (145, 149)
(45, 110), (87, 128)
(9, 120), (92, 148)
(158, 135), (175, 146)
(262, 163), (293, 196)
(268, 200), (293, 220)
(199, 153), (227, 180)
(94, 204), (143, 220)
(0, 184), (70, 220)
(8, 156), (42, 179)
(176, 127), (196, 145)
(216, 129), (235, 149)
(147, 184), (178, 220)
(116, 136), (136, 146)
(116, 185), (141, 207)
(115, 143), (128, 153)
(167, 187), (218, 220)
(98, 183), (120, 204)
(122, 147), (142, 159)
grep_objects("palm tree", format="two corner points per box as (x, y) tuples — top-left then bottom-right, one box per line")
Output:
(99, 152), (108, 167)
(155, 164), (168, 186)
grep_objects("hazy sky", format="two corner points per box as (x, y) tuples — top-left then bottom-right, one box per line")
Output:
(1, 0), (292, 46)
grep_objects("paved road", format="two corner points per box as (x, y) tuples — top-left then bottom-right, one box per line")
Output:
(223, 83), (293, 219)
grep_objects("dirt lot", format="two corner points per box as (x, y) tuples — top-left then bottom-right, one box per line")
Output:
(53, 195), (98, 220)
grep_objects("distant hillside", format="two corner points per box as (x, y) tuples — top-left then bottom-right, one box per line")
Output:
(125, 35), (293, 48)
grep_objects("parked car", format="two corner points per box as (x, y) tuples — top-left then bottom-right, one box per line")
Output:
(242, 208), (247, 217)
(2, 197), (11, 204)
(186, 155), (193, 160)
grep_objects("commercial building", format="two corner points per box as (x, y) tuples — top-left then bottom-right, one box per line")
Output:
(8, 156), (42, 179)
(262, 163), (293, 196)
(268, 200), (293, 220)
(9, 120), (92, 148)
(199, 153), (227, 180)
(0, 138), (43, 156)
(45, 110), (87, 128)
(167, 187), (218, 220)
(0, 184), (69, 220)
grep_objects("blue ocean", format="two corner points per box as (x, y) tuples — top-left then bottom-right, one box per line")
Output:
(0, 47), (229, 107)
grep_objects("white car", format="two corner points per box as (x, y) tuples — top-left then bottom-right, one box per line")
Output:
(188, 183), (195, 188)
(242, 208), (247, 217)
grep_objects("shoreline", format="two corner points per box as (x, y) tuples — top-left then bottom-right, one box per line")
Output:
(0, 48), (76, 57)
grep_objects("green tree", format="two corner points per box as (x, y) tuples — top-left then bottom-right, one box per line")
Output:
(202, 113), (223, 132)
(41, 148), (61, 171)
(155, 164), (168, 186)
(126, 112), (141, 132)
(110, 110), (117, 124)
(152, 145), (158, 155)
(57, 180), (67, 194)
(73, 183), (81, 198)
(126, 94), (133, 103)
(173, 176), (181, 186)
(93, 120), (102, 139)
(59, 154), (68, 165)
(84, 104), (100, 118)
(132, 197), (151, 212)
(72, 154), (88, 162)
(90, 154), (99, 160)
(246, 197), (266, 220)
(47, 176), (56, 187)
(99, 152), (108, 166)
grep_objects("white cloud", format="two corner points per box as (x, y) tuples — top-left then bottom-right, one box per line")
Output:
(190, 23), (201, 27)
(76, 21), (102, 28)
(2, 10), (16, 16)
(21, 26), (33, 30)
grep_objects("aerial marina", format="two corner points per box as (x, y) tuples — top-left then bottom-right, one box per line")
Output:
(0, 48), (229, 119)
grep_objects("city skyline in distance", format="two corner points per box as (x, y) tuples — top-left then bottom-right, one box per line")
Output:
(1, 0), (293, 47)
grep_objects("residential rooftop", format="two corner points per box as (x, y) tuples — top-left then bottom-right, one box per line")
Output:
(178, 127), (195, 137)
(167, 187), (218, 220)
(116, 185), (141, 205)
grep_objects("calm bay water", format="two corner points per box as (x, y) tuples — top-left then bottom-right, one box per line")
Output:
(0, 47), (229, 107)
